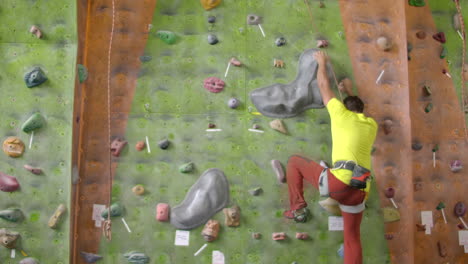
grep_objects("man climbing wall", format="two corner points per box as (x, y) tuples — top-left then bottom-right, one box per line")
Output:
(283, 51), (378, 264)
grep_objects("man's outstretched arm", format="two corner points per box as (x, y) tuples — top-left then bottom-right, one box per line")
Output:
(314, 51), (336, 105)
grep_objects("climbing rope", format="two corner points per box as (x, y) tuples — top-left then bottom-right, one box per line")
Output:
(454, 0), (468, 140)
(103, 0), (116, 241)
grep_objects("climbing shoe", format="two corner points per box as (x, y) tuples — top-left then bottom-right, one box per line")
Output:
(283, 208), (310, 223)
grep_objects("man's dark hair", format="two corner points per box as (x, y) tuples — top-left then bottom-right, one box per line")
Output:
(344, 96), (364, 113)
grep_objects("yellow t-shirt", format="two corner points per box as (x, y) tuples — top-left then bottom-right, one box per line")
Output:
(326, 98), (377, 194)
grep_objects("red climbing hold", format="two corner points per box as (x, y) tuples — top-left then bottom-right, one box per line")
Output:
(0, 172), (20, 192)
(432, 32), (446, 43)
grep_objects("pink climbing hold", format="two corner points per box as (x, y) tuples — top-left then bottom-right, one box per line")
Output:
(316, 40), (329, 48)
(0, 172), (20, 192)
(272, 232), (287, 241)
(230, 58), (242, 67)
(271, 159), (286, 183)
(156, 203), (170, 222)
(295, 232), (309, 240)
(204, 77), (225, 93)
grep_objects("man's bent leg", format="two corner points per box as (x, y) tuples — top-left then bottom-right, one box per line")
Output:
(286, 155), (325, 210)
(342, 211), (363, 264)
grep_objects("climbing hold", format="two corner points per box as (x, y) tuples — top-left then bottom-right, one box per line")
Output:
(337, 244), (344, 258)
(437, 241), (447, 258)
(423, 85), (432, 96)
(295, 232), (309, 240)
(139, 55), (152, 62)
(408, 0), (425, 7)
(3, 137), (25, 158)
(77, 64), (88, 83)
(132, 185), (145, 196)
(0, 172), (20, 192)
(252, 232), (261, 239)
(208, 16), (216, 23)
(414, 181), (423, 191)
(271, 159), (285, 183)
(80, 252), (103, 263)
(48, 204), (66, 229)
(407, 42), (413, 60)
(270, 119), (288, 134)
(25, 67), (47, 88)
(179, 162), (195, 173)
(432, 32), (446, 43)
(29, 25), (43, 38)
(123, 251), (150, 264)
(170, 168), (229, 229)
(383, 207), (400, 223)
(208, 123), (216, 129)
(318, 197), (341, 216)
(23, 164), (42, 175)
(376, 36), (392, 51)
(110, 138), (127, 157)
(0, 228), (20, 249)
(272, 232), (287, 241)
(19, 258), (39, 264)
(450, 160), (462, 172)
(440, 46), (447, 59)
(158, 138), (170, 150)
(416, 31), (426, 39)
(275, 37), (286, 47)
(411, 141), (423, 151)
(22, 113), (46, 133)
(384, 233), (394, 240)
(252, 124), (261, 130)
(246, 14), (262, 25)
(223, 205), (241, 227)
(415, 223), (426, 232)
(453, 13), (461, 31)
(156, 30), (176, 45)
(248, 187), (263, 196)
(0, 209), (23, 222)
(135, 141), (146, 151)
(454, 202), (466, 217)
(201, 219), (220, 242)
(101, 203), (123, 218)
(250, 49), (330, 118)
(424, 103), (433, 113)
(382, 119), (393, 135)
(204, 77), (225, 93)
(316, 39), (329, 48)
(207, 34), (219, 45)
(228, 98), (240, 109)
(271, 159), (286, 183)
(442, 69), (451, 78)
(200, 0), (221, 10)
(273, 59), (285, 68)
(229, 57), (242, 66)
(156, 203), (170, 222)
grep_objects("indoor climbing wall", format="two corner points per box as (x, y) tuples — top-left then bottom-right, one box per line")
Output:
(0, 0), (76, 263)
(93, 0), (391, 263)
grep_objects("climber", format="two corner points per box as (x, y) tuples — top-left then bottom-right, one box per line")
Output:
(283, 51), (378, 264)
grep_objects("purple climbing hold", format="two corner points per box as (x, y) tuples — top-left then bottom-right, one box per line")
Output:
(271, 160), (285, 183)
(228, 98), (240, 109)
(80, 252), (103, 263)
(450, 160), (462, 172)
(0, 172), (19, 192)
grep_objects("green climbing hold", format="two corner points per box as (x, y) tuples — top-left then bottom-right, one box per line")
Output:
(101, 203), (124, 218)
(77, 64), (88, 83)
(0, 209), (24, 222)
(179, 162), (194, 173)
(24, 67), (48, 88)
(436, 202), (445, 210)
(440, 46), (447, 59)
(432, 144), (439, 152)
(22, 113), (46, 133)
(156, 30), (176, 45)
(424, 103), (433, 113)
(383, 207), (400, 223)
(408, 0), (425, 7)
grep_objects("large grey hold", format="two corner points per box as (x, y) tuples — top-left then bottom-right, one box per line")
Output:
(80, 252), (102, 263)
(158, 139), (170, 150)
(19, 258), (39, 264)
(170, 168), (229, 230)
(207, 34), (219, 45)
(124, 251), (150, 264)
(249, 49), (331, 118)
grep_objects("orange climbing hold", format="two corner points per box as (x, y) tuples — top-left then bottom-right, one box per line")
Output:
(200, 0), (221, 10)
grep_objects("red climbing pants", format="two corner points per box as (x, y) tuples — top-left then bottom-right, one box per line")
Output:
(286, 155), (366, 264)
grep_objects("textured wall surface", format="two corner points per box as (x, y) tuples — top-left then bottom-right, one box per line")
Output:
(96, 1), (390, 263)
(0, 0), (76, 263)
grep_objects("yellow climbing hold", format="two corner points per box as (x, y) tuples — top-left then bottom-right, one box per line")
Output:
(200, 0), (221, 10)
